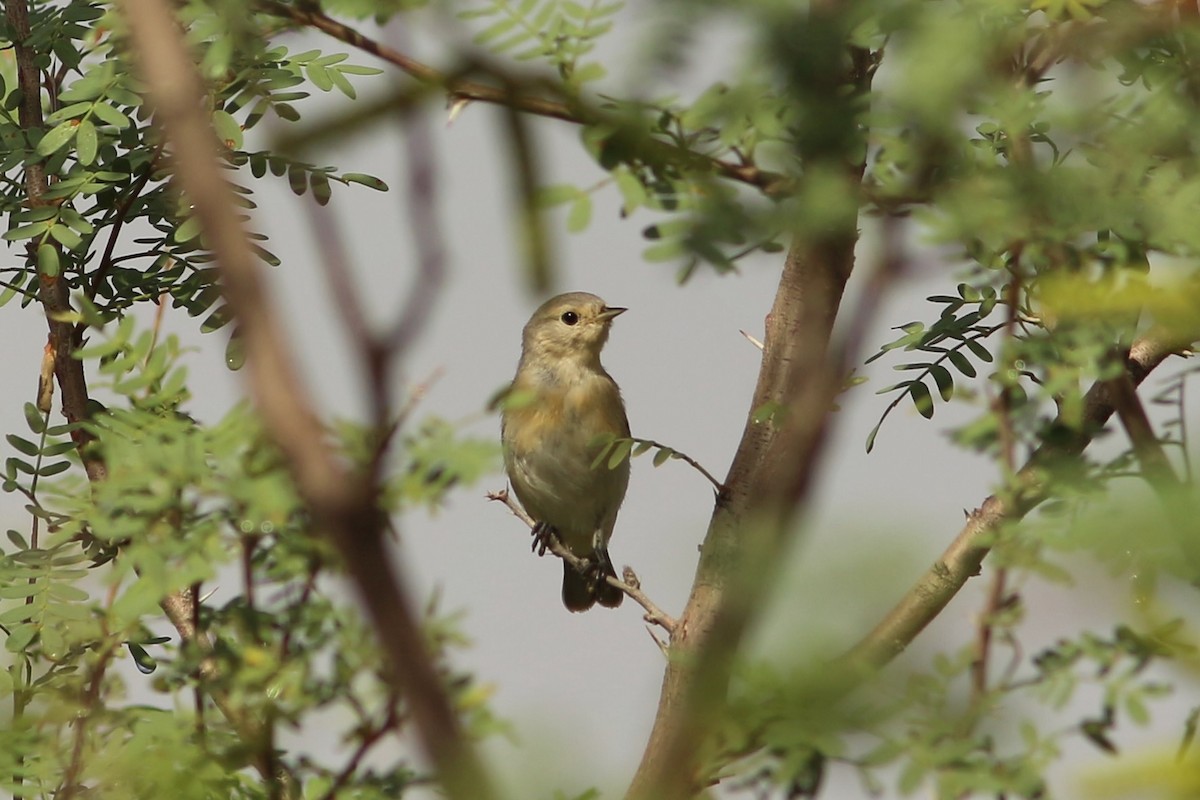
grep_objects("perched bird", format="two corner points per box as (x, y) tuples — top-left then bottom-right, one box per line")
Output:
(501, 292), (630, 612)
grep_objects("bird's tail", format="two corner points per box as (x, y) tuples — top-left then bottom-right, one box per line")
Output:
(561, 558), (623, 612)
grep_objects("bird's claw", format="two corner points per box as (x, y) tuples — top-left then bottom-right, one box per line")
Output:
(531, 521), (558, 557)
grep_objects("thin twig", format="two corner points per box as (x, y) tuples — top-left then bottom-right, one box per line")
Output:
(318, 704), (401, 800)
(487, 488), (678, 636)
(83, 148), (161, 307)
(58, 583), (121, 800)
(382, 36), (447, 361)
(971, 261), (1022, 701)
(303, 196), (372, 351)
(1107, 368), (1184, 490)
(252, 0), (789, 196)
(627, 436), (725, 495)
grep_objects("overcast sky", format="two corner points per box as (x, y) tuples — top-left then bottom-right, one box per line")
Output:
(1, 4), (1197, 799)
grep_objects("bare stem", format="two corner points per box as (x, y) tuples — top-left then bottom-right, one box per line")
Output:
(487, 489), (678, 635)
(627, 437), (726, 495)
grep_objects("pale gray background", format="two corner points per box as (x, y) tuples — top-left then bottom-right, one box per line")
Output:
(0, 4), (1195, 798)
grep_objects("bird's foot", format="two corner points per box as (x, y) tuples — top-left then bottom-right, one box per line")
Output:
(531, 521), (559, 557)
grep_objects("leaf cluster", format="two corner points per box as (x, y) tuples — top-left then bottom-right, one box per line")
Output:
(0, 315), (502, 798)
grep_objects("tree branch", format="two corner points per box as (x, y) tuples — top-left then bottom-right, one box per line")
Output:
(487, 489), (678, 635)
(4, 0), (105, 483)
(625, 32), (880, 800)
(625, 437), (726, 495)
(252, 0), (789, 196)
(842, 331), (1184, 671)
(115, 3), (497, 799)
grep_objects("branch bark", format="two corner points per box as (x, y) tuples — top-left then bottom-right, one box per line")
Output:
(842, 332), (1183, 671)
(625, 24), (878, 798)
(115, 3), (497, 799)
(4, 0), (104, 483)
(625, 232), (860, 800)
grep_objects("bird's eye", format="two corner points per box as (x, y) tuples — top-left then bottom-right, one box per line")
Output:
(560, 311), (579, 326)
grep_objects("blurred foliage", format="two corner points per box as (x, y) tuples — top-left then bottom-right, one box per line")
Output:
(463, 0), (1200, 796)
(0, 1), (499, 798)
(3, 0), (1200, 798)
(0, 315), (501, 798)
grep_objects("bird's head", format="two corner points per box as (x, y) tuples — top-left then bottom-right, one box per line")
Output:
(521, 291), (626, 365)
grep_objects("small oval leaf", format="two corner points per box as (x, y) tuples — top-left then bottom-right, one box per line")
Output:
(909, 381), (935, 419)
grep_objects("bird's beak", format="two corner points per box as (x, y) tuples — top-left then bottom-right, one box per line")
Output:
(599, 306), (627, 321)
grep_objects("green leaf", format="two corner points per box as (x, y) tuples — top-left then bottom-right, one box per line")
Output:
(174, 214), (202, 243)
(589, 433), (616, 469)
(606, 438), (632, 469)
(643, 240), (683, 263)
(537, 184), (579, 207)
(212, 110), (243, 149)
(37, 120), (78, 156)
(929, 364), (954, 401)
(909, 381), (935, 419)
(614, 168), (646, 213)
(566, 193), (592, 232)
(224, 333), (245, 371)
(75, 118), (98, 165)
(967, 338), (994, 362)
(5, 623), (37, 653)
(45, 102), (91, 125)
(0, 582), (39, 599)
(477, 17), (519, 45)
(0, 280), (20, 308)
(37, 243), (60, 277)
(948, 349), (977, 377)
(572, 62), (607, 84)
(23, 403), (46, 435)
(47, 583), (89, 602)
(48, 224), (82, 250)
(111, 576), (168, 629)
(288, 164), (308, 196)
(336, 64), (383, 76)
(329, 68), (356, 99)
(127, 641), (158, 674)
(342, 173), (388, 191)
(92, 102), (131, 129)
(4, 222), (49, 241)
(59, 207), (94, 235)
(0, 601), (37, 624)
(652, 447), (674, 467)
(306, 62), (334, 92)
(37, 461), (70, 477)
(6, 435), (41, 457)
(311, 172), (332, 206)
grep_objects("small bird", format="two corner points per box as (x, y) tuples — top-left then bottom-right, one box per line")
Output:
(501, 292), (630, 612)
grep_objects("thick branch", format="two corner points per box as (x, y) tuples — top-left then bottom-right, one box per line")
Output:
(625, 29), (877, 799)
(626, 232), (860, 800)
(115, 3), (496, 798)
(842, 332), (1182, 670)
(4, 0), (104, 482)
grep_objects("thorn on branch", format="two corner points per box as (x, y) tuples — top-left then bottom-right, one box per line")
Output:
(739, 329), (764, 351)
